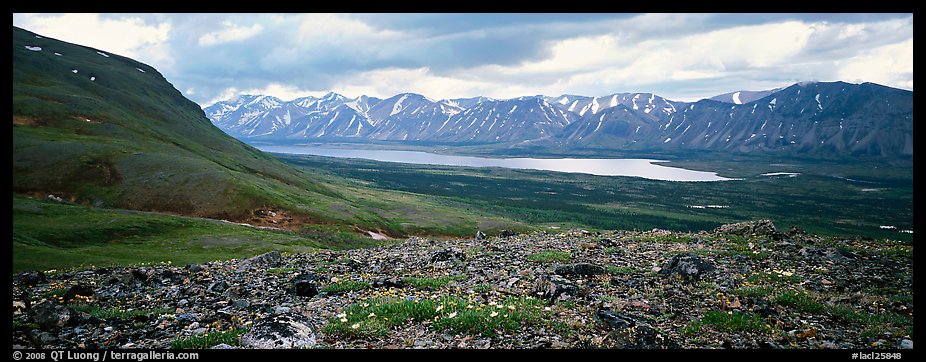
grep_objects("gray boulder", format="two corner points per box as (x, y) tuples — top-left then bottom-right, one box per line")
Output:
(715, 220), (780, 239)
(533, 274), (579, 302)
(659, 254), (715, 282)
(239, 312), (316, 349)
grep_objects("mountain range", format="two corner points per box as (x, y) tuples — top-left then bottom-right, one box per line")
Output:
(206, 82), (913, 159)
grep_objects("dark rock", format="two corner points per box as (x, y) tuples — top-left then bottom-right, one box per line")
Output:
(223, 287), (242, 300)
(232, 300), (250, 309)
(293, 280), (318, 298)
(29, 330), (58, 347)
(659, 254), (715, 282)
(498, 230), (517, 238)
(825, 248), (859, 262)
(788, 226), (808, 238)
(475, 230), (487, 241)
(533, 274), (579, 302)
(239, 312), (316, 349)
(598, 238), (616, 248)
(62, 285), (95, 304)
(207, 281), (229, 294)
(13, 271), (47, 287)
(429, 247), (466, 263)
(715, 220), (781, 240)
(554, 263), (606, 276)
(30, 301), (77, 329)
(186, 264), (204, 273)
(371, 277), (406, 289)
(596, 309), (636, 329)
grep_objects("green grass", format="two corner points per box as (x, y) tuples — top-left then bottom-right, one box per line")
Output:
(170, 328), (247, 349)
(746, 271), (802, 285)
(527, 251), (571, 263)
(773, 290), (911, 333)
(774, 291), (827, 314)
(71, 304), (172, 320)
(320, 281), (370, 294)
(323, 296), (549, 338)
(402, 275), (465, 289)
(683, 311), (771, 335)
(12, 195), (360, 273)
(39, 288), (69, 299)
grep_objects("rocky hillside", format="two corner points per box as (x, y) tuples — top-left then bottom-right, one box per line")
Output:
(12, 221), (913, 349)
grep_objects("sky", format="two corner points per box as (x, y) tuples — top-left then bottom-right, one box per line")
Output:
(13, 13), (914, 105)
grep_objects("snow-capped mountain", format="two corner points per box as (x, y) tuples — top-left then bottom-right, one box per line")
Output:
(709, 87), (784, 105)
(204, 81), (913, 159)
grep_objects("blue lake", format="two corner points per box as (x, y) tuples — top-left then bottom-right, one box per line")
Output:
(257, 145), (736, 182)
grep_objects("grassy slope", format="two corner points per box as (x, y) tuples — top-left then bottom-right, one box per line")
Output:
(13, 26), (347, 221)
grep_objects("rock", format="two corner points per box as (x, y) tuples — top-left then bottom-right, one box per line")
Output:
(610, 322), (678, 349)
(899, 339), (913, 349)
(598, 238), (616, 248)
(239, 312), (316, 349)
(178, 299), (189, 307)
(596, 309), (636, 329)
(429, 247), (466, 263)
(13, 289), (30, 314)
(658, 254), (715, 282)
(186, 264), (204, 273)
(13, 271), (47, 287)
(498, 230), (517, 238)
(371, 277), (406, 289)
(192, 328), (208, 335)
(29, 330), (58, 346)
(238, 251), (282, 270)
(232, 300), (250, 309)
(207, 281), (229, 294)
(714, 220), (780, 240)
(223, 287), (242, 300)
(293, 278), (318, 298)
(554, 263), (606, 276)
(274, 306), (291, 314)
(532, 274), (579, 302)
(825, 248), (858, 262)
(30, 301), (77, 329)
(62, 285), (95, 304)
(475, 230), (487, 240)
(211, 343), (236, 349)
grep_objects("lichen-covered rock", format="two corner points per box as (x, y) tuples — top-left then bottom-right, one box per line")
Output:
(239, 312), (316, 349)
(714, 220), (779, 239)
(238, 251), (282, 270)
(30, 301), (77, 329)
(533, 274), (578, 301)
(659, 254), (715, 282)
(554, 263), (606, 276)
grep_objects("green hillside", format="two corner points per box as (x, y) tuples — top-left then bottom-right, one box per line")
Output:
(12, 26), (349, 222)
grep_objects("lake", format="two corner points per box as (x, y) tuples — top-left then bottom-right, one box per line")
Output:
(257, 145), (736, 182)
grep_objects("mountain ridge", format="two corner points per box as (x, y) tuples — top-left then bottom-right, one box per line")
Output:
(205, 82), (913, 159)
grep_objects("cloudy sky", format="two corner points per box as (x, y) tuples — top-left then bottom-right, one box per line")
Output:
(13, 13), (913, 105)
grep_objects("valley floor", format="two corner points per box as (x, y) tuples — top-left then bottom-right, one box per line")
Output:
(12, 221), (913, 350)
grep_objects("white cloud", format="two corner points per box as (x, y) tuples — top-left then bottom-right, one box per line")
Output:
(198, 21), (263, 46)
(13, 13), (173, 68)
(838, 39), (914, 90)
(205, 83), (326, 106)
